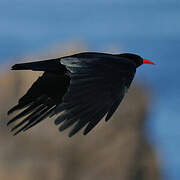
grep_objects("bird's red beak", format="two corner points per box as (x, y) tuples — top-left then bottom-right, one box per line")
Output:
(143, 58), (155, 65)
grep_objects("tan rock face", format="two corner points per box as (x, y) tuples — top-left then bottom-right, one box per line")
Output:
(0, 51), (160, 180)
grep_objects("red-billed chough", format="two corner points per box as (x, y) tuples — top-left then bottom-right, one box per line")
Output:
(7, 52), (155, 137)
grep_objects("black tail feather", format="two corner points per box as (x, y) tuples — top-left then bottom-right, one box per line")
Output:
(11, 58), (66, 73)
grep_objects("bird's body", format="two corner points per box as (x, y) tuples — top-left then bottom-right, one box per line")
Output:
(7, 52), (154, 137)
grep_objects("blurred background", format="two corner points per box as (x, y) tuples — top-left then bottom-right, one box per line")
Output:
(0, 0), (180, 179)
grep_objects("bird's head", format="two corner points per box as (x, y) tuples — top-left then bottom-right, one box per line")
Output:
(118, 53), (155, 68)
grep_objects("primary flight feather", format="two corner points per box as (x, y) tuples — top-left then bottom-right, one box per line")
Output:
(7, 52), (155, 137)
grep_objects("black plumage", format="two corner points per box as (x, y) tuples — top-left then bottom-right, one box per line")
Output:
(7, 52), (154, 137)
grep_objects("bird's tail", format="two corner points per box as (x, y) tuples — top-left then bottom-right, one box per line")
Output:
(11, 58), (65, 72)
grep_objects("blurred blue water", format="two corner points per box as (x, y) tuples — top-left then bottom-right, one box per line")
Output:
(0, 0), (180, 179)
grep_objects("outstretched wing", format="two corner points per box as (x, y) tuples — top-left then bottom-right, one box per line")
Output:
(7, 72), (70, 135)
(8, 53), (136, 137)
(53, 55), (136, 137)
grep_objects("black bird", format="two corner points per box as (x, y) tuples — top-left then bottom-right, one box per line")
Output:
(7, 52), (155, 137)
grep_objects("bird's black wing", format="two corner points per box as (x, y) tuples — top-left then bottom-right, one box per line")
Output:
(7, 72), (70, 135)
(52, 55), (136, 137)
(7, 53), (136, 137)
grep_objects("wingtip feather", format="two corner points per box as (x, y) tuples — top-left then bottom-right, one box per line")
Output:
(83, 128), (91, 135)
(68, 131), (75, 137)
(8, 104), (18, 115)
